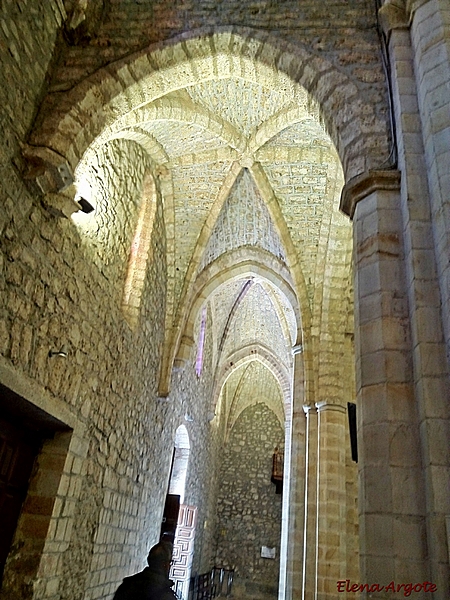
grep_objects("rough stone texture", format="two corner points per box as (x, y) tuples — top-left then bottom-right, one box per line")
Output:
(169, 306), (225, 576)
(49, 0), (383, 96)
(1, 1), (449, 599)
(199, 169), (286, 273)
(0, 137), (168, 600)
(215, 404), (284, 600)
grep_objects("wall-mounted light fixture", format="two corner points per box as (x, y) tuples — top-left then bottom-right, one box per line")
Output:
(48, 345), (68, 358)
(76, 197), (95, 214)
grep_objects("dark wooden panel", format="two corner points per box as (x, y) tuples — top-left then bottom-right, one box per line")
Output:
(0, 416), (41, 582)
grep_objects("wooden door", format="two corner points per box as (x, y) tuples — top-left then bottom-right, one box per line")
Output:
(0, 417), (41, 582)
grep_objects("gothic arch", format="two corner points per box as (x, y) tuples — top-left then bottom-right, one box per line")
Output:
(27, 27), (390, 182)
(159, 160), (309, 397)
(174, 253), (300, 367)
(168, 424), (190, 504)
(212, 343), (292, 421)
(30, 26), (366, 406)
(87, 96), (246, 157)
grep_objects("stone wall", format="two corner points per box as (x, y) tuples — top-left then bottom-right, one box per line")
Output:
(0, 8), (284, 590)
(50, 0), (382, 93)
(214, 404), (284, 600)
(169, 304), (226, 576)
(0, 129), (170, 599)
(0, 1), (64, 158)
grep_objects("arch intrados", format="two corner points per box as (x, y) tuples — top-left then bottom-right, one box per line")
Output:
(214, 344), (291, 406)
(30, 28), (389, 181)
(216, 352), (288, 431)
(249, 106), (322, 154)
(94, 98), (245, 154)
(194, 250), (298, 312)
(178, 260), (300, 362)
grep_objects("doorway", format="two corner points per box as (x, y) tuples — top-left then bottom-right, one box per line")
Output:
(0, 383), (71, 592)
(0, 416), (42, 583)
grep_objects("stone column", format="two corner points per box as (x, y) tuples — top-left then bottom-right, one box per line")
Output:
(380, 2), (450, 593)
(302, 404), (318, 600)
(406, 0), (450, 359)
(283, 344), (307, 600)
(315, 401), (347, 599)
(341, 171), (427, 598)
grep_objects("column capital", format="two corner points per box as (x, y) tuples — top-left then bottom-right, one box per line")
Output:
(340, 169), (401, 219)
(302, 404), (313, 415)
(378, 0), (409, 37)
(315, 401), (347, 414)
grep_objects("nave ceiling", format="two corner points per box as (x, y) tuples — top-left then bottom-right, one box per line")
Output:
(74, 68), (354, 422)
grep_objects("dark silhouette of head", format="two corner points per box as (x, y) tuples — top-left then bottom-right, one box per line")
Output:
(147, 542), (173, 573)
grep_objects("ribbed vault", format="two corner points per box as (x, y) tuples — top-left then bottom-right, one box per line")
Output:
(61, 31), (355, 405)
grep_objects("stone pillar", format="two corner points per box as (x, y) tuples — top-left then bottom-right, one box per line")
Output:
(341, 171), (427, 598)
(279, 411), (293, 600)
(283, 344), (307, 600)
(302, 404), (318, 600)
(406, 0), (450, 359)
(380, 2), (450, 593)
(315, 401), (347, 599)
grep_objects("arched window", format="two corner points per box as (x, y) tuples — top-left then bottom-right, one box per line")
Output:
(122, 171), (157, 328)
(168, 425), (190, 504)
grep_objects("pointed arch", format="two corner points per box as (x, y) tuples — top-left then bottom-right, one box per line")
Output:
(158, 162), (308, 396)
(168, 424), (190, 504)
(174, 251), (300, 368)
(28, 27), (390, 183)
(213, 343), (292, 419)
(87, 96), (246, 158)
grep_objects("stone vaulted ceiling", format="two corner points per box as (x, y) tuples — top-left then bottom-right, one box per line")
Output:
(76, 69), (353, 425)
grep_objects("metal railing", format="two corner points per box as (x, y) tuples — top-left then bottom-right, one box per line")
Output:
(189, 567), (234, 600)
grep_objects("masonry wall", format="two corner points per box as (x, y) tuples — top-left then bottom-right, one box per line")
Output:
(214, 404), (284, 600)
(0, 5), (281, 597)
(51, 0), (383, 94)
(169, 304), (226, 576)
(0, 5), (222, 590)
(0, 1), (63, 161)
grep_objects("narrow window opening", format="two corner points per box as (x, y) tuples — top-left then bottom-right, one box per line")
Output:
(195, 307), (207, 377)
(122, 172), (157, 328)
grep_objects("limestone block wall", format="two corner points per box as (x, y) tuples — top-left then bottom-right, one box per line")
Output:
(49, 0), (384, 99)
(0, 10), (190, 591)
(169, 305), (226, 576)
(0, 6), (282, 596)
(0, 130), (170, 599)
(214, 404), (284, 600)
(0, 1), (64, 159)
(0, 134), (224, 600)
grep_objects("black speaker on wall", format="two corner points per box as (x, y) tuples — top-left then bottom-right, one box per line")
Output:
(347, 402), (358, 463)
